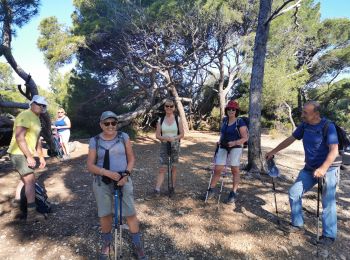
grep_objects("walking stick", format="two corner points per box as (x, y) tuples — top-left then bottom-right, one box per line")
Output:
(166, 142), (173, 197)
(266, 157), (281, 224)
(316, 178), (322, 243)
(271, 177), (280, 224)
(114, 182), (123, 260)
(205, 145), (219, 203)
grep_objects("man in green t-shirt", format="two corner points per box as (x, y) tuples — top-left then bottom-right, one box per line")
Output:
(8, 95), (48, 222)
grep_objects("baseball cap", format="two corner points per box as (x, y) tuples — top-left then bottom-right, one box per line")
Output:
(100, 111), (118, 121)
(29, 95), (48, 107)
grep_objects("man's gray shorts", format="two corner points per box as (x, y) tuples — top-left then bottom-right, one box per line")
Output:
(92, 176), (136, 218)
(10, 154), (35, 176)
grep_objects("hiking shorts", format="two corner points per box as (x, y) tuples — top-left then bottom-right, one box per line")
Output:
(58, 130), (70, 144)
(93, 176), (136, 218)
(215, 147), (243, 167)
(10, 154), (35, 176)
(159, 141), (180, 166)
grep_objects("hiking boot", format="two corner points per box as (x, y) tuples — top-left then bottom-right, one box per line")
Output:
(169, 187), (175, 196)
(26, 207), (45, 222)
(153, 189), (161, 197)
(226, 191), (237, 204)
(133, 243), (147, 260)
(205, 188), (217, 201)
(318, 236), (335, 246)
(288, 224), (305, 234)
(98, 244), (111, 260)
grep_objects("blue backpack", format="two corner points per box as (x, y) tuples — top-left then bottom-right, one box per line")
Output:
(20, 183), (51, 218)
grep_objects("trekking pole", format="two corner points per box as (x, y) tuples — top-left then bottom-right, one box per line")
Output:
(316, 178), (322, 243)
(271, 176), (280, 224)
(217, 150), (230, 205)
(266, 157), (280, 224)
(114, 182), (123, 260)
(166, 142), (173, 198)
(205, 145), (219, 203)
(119, 188), (123, 259)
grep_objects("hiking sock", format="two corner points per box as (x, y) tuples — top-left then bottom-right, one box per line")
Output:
(101, 232), (112, 254)
(131, 232), (142, 247)
(27, 202), (36, 209)
(101, 232), (112, 245)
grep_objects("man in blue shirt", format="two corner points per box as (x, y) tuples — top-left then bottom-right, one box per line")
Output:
(266, 101), (339, 246)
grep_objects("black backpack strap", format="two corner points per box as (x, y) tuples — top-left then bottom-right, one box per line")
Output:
(160, 116), (165, 136)
(174, 115), (180, 135)
(322, 120), (331, 143)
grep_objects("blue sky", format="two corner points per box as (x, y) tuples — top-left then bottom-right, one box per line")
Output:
(1, 0), (350, 89)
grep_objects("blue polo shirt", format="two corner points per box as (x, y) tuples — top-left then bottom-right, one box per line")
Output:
(293, 118), (338, 169)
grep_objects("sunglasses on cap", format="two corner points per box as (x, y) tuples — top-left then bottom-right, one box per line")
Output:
(34, 102), (47, 108)
(165, 105), (174, 108)
(103, 121), (117, 127)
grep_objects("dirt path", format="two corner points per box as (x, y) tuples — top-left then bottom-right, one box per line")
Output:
(0, 131), (349, 259)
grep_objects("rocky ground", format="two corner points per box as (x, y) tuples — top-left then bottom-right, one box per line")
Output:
(0, 131), (349, 260)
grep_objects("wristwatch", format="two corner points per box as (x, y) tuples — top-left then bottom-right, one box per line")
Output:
(125, 170), (131, 176)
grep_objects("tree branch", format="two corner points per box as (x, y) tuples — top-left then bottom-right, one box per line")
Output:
(265, 0), (302, 25)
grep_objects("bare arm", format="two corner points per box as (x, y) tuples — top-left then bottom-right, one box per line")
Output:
(230, 126), (248, 147)
(124, 138), (135, 172)
(314, 144), (339, 178)
(36, 138), (46, 168)
(265, 136), (296, 160)
(175, 118), (185, 141)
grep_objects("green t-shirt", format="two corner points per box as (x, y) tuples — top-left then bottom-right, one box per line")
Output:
(7, 109), (41, 155)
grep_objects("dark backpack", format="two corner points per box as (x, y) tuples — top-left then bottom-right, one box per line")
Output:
(20, 183), (51, 217)
(160, 115), (180, 136)
(222, 116), (249, 148)
(47, 134), (64, 158)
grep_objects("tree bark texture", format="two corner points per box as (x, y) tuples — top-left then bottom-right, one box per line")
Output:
(247, 0), (273, 173)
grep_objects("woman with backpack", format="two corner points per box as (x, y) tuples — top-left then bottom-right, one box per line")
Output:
(206, 100), (248, 204)
(154, 98), (184, 196)
(87, 111), (146, 259)
(53, 108), (71, 160)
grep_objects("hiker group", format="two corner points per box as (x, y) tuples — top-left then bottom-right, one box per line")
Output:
(7, 95), (345, 259)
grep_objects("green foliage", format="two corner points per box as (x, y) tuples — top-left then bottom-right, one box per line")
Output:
(208, 107), (220, 131)
(308, 79), (350, 129)
(0, 62), (26, 114)
(0, 0), (40, 37)
(37, 16), (84, 72)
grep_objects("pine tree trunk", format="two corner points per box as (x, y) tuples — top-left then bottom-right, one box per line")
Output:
(247, 0), (273, 173)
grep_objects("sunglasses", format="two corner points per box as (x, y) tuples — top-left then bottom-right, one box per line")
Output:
(227, 108), (236, 111)
(165, 105), (174, 108)
(34, 102), (47, 108)
(103, 121), (117, 127)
